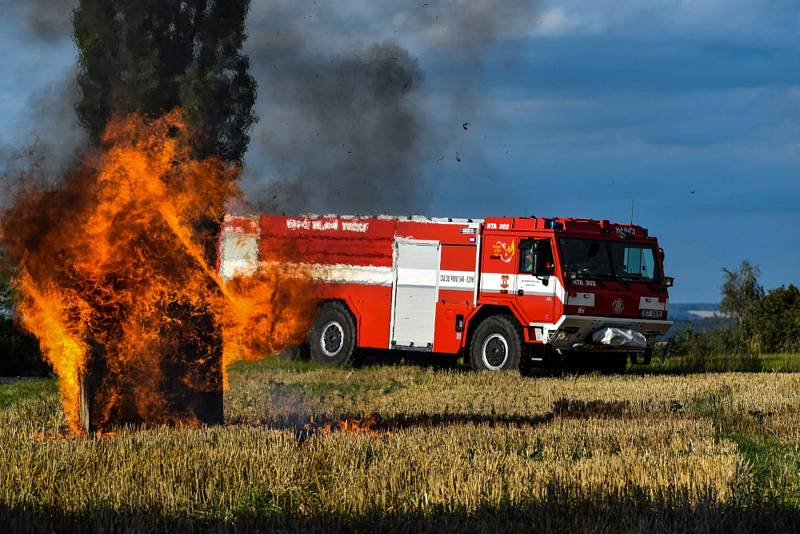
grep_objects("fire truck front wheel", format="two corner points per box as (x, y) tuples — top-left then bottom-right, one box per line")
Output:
(308, 302), (357, 367)
(469, 315), (522, 372)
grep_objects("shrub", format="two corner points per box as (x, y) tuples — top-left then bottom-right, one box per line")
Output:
(0, 317), (47, 377)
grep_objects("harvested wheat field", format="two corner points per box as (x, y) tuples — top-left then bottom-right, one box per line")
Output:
(2, 360), (800, 533)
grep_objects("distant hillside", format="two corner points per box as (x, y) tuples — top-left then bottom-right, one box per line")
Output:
(666, 303), (727, 338)
(669, 303), (722, 320)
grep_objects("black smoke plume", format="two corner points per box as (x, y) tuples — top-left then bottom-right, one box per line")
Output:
(2, 0), (540, 215)
(251, 42), (426, 215)
(244, 0), (540, 215)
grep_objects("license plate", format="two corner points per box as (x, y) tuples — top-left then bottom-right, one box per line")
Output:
(640, 309), (662, 319)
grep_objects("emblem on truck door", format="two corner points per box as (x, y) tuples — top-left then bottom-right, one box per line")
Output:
(612, 298), (625, 315)
(491, 241), (515, 263)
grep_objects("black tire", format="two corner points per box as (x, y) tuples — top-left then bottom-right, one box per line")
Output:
(308, 301), (357, 367)
(469, 315), (522, 372)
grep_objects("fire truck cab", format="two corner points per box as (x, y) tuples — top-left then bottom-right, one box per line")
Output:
(219, 214), (673, 372)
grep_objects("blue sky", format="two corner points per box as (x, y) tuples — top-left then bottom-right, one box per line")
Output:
(1, 0), (799, 302)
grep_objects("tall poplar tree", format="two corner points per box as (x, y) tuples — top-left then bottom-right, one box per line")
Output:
(73, 0), (257, 163)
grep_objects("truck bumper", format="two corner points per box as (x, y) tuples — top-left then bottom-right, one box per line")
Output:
(535, 315), (673, 352)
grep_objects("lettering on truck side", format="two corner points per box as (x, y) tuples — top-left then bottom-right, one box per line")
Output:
(285, 218), (369, 233)
(439, 274), (475, 284)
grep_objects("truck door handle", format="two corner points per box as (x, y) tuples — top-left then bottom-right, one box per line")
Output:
(517, 289), (524, 296)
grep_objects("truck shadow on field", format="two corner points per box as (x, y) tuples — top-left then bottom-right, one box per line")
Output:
(258, 398), (685, 441)
(260, 411), (555, 441)
(354, 348), (464, 371)
(349, 348), (789, 376)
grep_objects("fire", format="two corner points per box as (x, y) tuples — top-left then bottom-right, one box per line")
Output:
(221, 271), (315, 375)
(302, 415), (380, 436)
(337, 416), (378, 434)
(1, 110), (314, 434)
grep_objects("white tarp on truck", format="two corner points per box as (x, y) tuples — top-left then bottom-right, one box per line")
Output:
(592, 327), (648, 349)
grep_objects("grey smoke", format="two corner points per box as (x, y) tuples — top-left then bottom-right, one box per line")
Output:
(0, 0), (80, 184)
(1, 0), (541, 215)
(26, 69), (85, 158)
(249, 42), (427, 215)
(244, 0), (540, 215)
(1, 70), (86, 205)
(7, 0), (76, 42)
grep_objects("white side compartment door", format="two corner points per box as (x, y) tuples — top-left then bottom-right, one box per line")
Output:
(219, 220), (260, 281)
(391, 239), (441, 350)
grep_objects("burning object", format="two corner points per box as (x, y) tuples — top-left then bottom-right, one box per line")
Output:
(2, 111), (313, 434)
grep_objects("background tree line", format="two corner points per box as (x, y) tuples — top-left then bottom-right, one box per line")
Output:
(0, 258), (48, 376)
(670, 260), (800, 358)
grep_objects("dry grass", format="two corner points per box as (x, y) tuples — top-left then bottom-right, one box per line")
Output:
(226, 362), (800, 420)
(1, 360), (800, 532)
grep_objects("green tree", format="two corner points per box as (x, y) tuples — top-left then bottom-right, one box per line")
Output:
(743, 285), (800, 353)
(720, 261), (765, 326)
(0, 256), (13, 316)
(0, 248), (48, 376)
(72, 0), (257, 163)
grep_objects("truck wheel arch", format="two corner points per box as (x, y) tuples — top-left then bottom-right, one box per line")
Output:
(462, 304), (526, 351)
(468, 314), (523, 372)
(311, 297), (361, 338)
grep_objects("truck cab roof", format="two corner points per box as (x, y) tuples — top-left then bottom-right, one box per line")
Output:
(483, 216), (653, 241)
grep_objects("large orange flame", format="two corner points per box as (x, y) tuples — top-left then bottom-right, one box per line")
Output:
(1, 110), (314, 434)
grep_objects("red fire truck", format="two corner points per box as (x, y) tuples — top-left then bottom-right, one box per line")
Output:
(218, 214), (673, 372)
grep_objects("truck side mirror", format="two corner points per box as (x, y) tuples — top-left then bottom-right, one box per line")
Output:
(520, 239), (554, 281)
(518, 239), (534, 274)
(533, 253), (544, 275)
(533, 254), (552, 285)
(533, 240), (554, 278)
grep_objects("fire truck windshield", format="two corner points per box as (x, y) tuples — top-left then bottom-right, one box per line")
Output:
(558, 238), (660, 283)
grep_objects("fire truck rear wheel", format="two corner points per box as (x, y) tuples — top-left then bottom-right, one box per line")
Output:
(309, 302), (356, 367)
(469, 315), (522, 372)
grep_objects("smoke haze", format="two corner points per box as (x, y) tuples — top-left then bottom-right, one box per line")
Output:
(1, 0), (540, 215)
(248, 42), (427, 215)
(244, 0), (540, 215)
(6, 0), (76, 42)
(1, 69), (86, 205)
(0, 0), (80, 183)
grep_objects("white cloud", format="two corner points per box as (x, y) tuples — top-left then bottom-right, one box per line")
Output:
(531, 0), (797, 42)
(536, 7), (580, 35)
